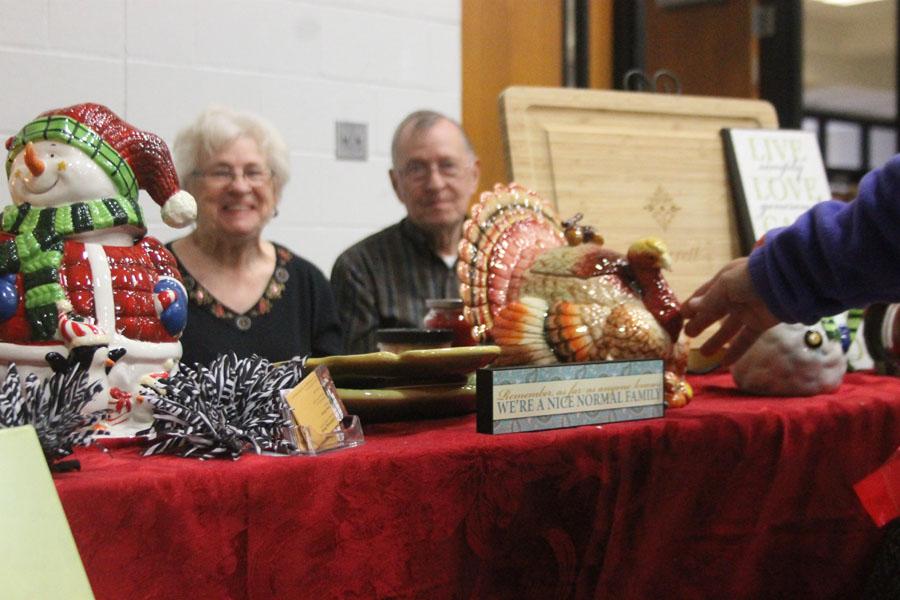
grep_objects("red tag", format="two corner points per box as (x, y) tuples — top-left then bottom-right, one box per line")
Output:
(855, 447), (900, 527)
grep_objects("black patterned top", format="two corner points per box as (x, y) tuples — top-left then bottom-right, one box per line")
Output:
(168, 242), (343, 367)
(329, 218), (459, 354)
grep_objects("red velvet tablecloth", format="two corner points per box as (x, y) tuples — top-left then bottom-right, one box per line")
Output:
(55, 371), (900, 599)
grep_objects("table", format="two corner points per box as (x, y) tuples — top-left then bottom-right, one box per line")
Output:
(55, 371), (900, 599)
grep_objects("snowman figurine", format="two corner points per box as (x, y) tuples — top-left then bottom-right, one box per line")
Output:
(0, 103), (196, 435)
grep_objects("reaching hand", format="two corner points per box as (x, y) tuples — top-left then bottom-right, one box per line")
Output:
(681, 257), (780, 365)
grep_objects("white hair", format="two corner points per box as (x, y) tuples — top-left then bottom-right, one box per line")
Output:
(173, 105), (290, 198)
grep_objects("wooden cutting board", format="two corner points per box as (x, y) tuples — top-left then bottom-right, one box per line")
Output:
(500, 87), (778, 367)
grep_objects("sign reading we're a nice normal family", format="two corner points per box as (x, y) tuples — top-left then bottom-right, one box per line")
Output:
(476, 359), (664, 434)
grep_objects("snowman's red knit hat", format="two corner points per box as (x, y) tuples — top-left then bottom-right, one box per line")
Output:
(6, 102), (196, 228)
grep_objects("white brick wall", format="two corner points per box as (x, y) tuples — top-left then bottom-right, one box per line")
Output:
(0, 0), (461, 275)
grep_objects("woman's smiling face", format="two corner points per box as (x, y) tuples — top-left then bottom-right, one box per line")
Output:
(8, 140), (118, 207)
(192, 135), (278, 241)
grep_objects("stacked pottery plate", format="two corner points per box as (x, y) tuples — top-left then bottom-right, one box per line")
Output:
(306, 345), (500, 423)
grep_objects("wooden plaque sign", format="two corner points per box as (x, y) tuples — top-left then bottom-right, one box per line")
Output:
(499, 87), (778, 356)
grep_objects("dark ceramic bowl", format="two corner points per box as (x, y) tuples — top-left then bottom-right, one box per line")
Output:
(375, 328), (454, 353)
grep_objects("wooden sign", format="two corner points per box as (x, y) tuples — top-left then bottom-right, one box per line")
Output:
(500, 87), (778, 308)
(476, 358), (664, 434)
(500, 87), (778, 368)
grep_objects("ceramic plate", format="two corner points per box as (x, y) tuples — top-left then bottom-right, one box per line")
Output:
(337, 381), (477, 422)
(307, 345), (500, 379)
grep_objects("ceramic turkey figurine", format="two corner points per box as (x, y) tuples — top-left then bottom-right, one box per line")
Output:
(0, 103), (196, 435)
(458, 183), (692, 407)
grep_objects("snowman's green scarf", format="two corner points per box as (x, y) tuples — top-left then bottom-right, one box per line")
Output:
(1, 114), (144, 340)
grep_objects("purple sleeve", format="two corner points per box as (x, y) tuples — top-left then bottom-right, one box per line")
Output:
(748, 154), (900, 324)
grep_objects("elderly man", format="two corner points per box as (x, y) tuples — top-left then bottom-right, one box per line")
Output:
(330, 110), (480, 354)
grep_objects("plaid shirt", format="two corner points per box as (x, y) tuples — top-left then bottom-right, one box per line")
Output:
(330, 218), (459, 354)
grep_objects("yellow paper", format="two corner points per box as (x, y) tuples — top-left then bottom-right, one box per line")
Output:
(0, 425), (95, 599)
(285, 366), (343, 451)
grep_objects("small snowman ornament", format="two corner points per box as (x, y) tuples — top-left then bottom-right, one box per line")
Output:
(730, 321), (847, 396)
(0, 103), (196, 435)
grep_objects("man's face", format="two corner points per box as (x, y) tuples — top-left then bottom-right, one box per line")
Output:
(390, 119), (480, 235)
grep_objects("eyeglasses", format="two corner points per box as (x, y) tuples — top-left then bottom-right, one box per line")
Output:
(195, 166), (273, 187)
(399, 159), (467, 183)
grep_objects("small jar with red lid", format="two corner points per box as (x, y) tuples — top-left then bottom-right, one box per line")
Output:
(423, 298), (478, 347)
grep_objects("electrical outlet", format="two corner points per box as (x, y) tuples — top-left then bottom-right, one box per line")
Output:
(335, 121), (368, 161)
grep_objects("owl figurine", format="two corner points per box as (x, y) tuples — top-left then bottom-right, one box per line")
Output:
(730, 322), (847, 396)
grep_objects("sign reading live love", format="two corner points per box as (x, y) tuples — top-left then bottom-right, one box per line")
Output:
(721, 127), (872, 370)
(722, 128), (832, 253)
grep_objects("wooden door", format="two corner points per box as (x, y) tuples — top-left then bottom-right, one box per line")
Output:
(643, 0), (757, 99)
(462, 1), (616, 195)
(589, 0), (615, 90)
(462, 0), (563, 195)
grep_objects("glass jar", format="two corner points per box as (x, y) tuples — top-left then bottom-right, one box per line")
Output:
(422, 298), (477, 347)
(863, 303), (900, 375)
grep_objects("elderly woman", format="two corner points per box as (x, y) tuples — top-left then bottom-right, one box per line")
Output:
(168, 106), (342, 366)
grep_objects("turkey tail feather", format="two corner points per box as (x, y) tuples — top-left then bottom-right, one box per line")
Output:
(458, 183), (565, 341)
(492, 297), (556, 365)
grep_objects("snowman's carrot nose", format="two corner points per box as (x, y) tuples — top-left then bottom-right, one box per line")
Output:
(24, 142), (45, 177)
